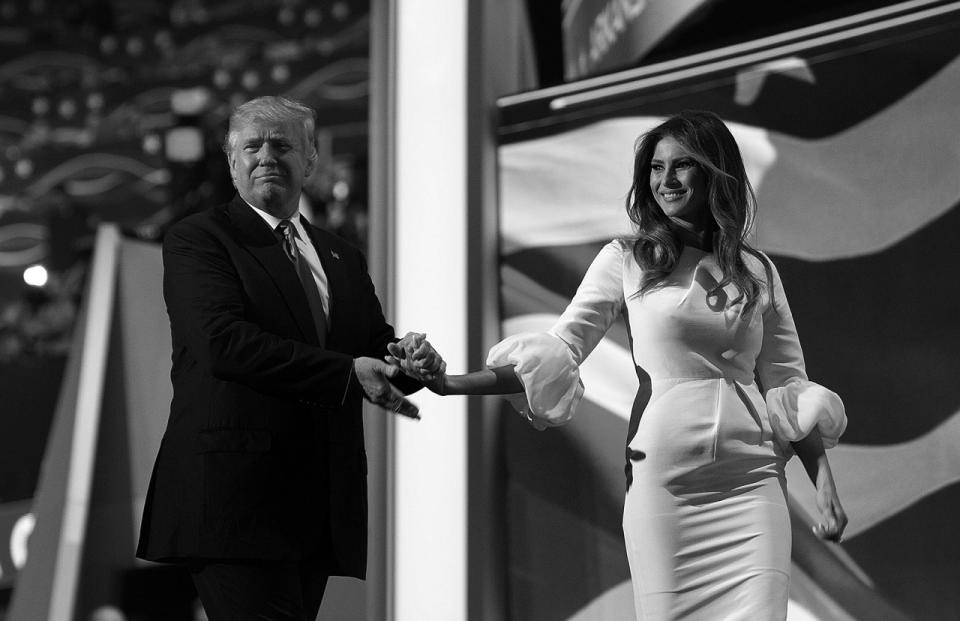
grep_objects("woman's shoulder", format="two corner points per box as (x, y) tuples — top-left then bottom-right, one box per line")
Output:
(604, 238), (646, 297)
(739, 247), (788, 310)
(742, 247), (778, 281)
(596, 238), (639, 274)
(577, 239), (633, 292)
(603, 237), (632, 253)
(589, 238), (631, 264)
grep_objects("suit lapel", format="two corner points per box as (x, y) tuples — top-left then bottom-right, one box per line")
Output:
(301, 217), (349, 344)
(226, 196), (319, 346)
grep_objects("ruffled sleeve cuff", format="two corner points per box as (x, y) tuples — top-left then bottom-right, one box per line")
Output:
(765, 379), (847, 449)
(486, 332), (583, 431)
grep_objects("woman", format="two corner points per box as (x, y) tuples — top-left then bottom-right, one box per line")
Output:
(394, 111), (848, 620)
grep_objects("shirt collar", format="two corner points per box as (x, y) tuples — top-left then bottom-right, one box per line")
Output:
(243, 199), (308, 239)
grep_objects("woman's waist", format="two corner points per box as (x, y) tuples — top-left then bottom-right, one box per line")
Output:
(642, 375), (764, 415)
(646, 373), (757, 388)
(633, 377), (777, 455)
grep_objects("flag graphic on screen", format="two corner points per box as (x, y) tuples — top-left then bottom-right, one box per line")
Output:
(498, 17), (960, 621)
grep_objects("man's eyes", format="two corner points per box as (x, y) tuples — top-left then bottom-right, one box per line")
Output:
(242, 141), (292, 152)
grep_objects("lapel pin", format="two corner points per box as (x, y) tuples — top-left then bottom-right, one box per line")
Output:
(331, 251), (340, 260)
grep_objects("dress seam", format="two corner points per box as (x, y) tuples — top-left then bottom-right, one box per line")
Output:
(711, 380), (722, 461)
(651, 375), (753, 381)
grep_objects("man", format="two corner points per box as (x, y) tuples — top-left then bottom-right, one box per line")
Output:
(137, 96), (439, 620)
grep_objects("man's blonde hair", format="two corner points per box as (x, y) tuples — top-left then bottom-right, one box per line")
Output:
(224, 96), (318, 163)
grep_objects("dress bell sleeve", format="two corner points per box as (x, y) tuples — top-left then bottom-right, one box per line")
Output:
(755, 256), (847, 449)
(488, 241), (626, 430)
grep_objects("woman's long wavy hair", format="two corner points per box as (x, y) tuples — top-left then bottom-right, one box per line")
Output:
(626, 110), (771, 311)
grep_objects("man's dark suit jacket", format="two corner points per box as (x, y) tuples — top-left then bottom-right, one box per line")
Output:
(136, 195), (417, 578)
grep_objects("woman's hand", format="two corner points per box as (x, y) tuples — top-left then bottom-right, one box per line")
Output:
(791, 428), (847, 543)
(812, 466), (848, 543)
(418, 367), (447, 395)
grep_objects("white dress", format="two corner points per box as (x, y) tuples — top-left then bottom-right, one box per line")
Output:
(489, 240), (846, 621)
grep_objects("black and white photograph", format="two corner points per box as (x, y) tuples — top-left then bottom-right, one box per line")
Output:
(0, 1), (957, 619)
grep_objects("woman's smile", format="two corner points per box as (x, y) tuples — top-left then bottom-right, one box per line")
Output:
(650, 136), (709, 228)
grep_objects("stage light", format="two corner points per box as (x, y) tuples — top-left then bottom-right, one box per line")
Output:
(23, 264), (48, 287)
(10, 512), (35, 569)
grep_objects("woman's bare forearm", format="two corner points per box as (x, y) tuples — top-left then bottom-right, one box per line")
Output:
(792, 426), (848, 541)
(438, 365), (524, 396)
(792, 427), (831, 485)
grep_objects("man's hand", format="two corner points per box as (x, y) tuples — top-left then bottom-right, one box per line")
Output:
(353, 357), (420, 419)
(386, 332), (445, 381)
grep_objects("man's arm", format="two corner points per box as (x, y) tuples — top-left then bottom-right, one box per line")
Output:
(342, 246), (432, 397)
(163, 220), (354, 405)
(353, 357), (419, 418)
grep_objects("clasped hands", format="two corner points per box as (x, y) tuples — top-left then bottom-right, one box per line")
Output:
(385, 332), (446, 394)
(352, 332), (445, 420)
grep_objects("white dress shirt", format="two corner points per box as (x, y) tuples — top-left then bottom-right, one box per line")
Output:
(245, 201), (331, 323)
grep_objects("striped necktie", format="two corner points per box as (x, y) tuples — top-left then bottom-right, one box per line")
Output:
(277, 219), (328, 346)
